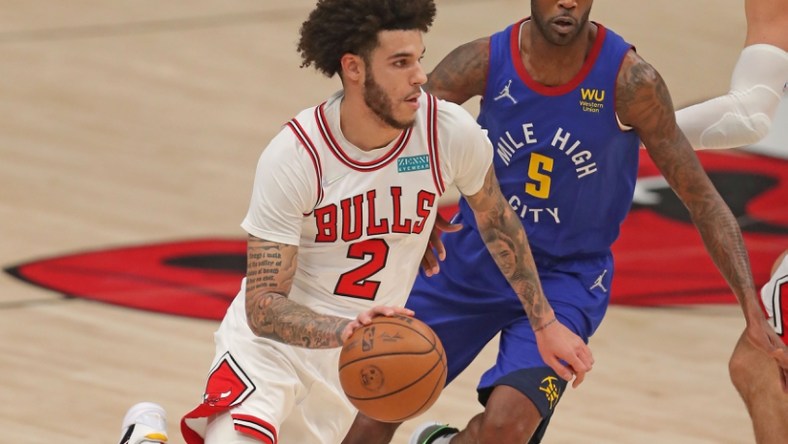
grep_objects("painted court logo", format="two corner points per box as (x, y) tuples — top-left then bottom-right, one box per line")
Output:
(3, 150), (786, 318)
(397, 155), (429, 172)
(579, 88), (605, 113)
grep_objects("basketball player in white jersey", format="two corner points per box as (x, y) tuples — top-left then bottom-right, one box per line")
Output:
(172, 1), (593, 443)
(676, 0), (787, 149)
(729, 248), (788, 443)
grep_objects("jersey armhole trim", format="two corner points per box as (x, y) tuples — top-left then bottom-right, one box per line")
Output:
(426, 93), (446, 196)
(286, 118), (324, 213)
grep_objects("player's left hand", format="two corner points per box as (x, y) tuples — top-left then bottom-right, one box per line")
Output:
(420, 212), (462, 276)
(744, 318), (788, 392)
(534, 318), (594, 388)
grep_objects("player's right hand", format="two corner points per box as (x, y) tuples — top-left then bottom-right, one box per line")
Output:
(340, 306), (415, 343)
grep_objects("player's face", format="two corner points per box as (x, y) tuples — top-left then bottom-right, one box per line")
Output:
(490, 238), (517, 277)
(363, 30), (427, 130)
(531, 0), (592, 46)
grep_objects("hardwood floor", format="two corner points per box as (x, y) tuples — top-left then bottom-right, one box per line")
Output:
(0, 1), (773, 442)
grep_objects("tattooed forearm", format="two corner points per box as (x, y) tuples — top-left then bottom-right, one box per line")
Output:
(244, 235), (350, 348)
(684, 190), (757, 313)
(616, 52), (759, 318)
(466, 169), (553, 325)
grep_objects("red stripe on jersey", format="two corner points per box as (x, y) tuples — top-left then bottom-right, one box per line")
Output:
(426, 93), (445, 195)
(286, 118), (324, 210)
(315, 102), (411, 171)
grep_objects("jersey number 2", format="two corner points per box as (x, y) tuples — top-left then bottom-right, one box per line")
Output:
(334, 239), (390, 300)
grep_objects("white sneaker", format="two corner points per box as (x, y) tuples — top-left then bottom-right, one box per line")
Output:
(119, 402), (168, 444)
(408, 421), (459, 444)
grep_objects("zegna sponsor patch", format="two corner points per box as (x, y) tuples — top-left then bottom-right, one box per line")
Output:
(397, 155), (429, 172)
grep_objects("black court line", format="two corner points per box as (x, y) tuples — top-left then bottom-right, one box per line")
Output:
(0, 296), (74, 310)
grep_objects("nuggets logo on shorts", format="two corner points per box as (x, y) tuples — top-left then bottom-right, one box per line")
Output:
(539, 376), (561, 410)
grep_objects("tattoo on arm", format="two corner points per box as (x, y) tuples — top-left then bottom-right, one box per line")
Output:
(425, 37), (489, 104)
(244, 235), (349, 348)
(616, 51), (758, 315)
(464, 168), (553, 325)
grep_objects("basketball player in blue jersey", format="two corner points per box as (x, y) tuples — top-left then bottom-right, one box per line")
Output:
(341, 1), (788, 443)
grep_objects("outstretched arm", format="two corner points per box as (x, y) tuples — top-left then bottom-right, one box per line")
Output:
(675, 44), (787, 149)
(616, 49), (788, 368)
(464, 167), (594, 387)
(244, 234), (412, 348)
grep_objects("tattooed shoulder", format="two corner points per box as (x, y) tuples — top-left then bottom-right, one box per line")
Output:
(426, 37), (490, 103)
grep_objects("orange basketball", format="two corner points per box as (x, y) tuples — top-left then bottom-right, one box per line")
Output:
(338, 314), (447, 423)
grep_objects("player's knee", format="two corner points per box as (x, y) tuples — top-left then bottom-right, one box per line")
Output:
(477, 413), (535, 444)
(477, 396), (541, 443)
(728, 348), (747, 389)
(728, 339), (756, 396)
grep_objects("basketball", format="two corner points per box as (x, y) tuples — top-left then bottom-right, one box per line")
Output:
(338, 314), (447, 423)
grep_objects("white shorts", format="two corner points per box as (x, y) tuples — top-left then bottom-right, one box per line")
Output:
(181, 292), (356, 444)
(761, 254), (788, 345)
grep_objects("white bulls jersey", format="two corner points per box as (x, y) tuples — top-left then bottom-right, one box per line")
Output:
(182, 91), (493, 444)
(241, 90), (492, 317)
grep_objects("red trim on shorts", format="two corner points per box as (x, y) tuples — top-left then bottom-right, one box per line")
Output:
(233, 414), (278, 444)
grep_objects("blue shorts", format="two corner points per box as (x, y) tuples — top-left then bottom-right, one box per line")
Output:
(405, 225), (612, 417)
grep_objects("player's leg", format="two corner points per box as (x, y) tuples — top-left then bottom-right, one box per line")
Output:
(729, 332), (788, 443)
(437, 384), (546, 444)
(452, 323), (567, 443)
(411, 262), (611, 444)
(204, 412), (260, 443)
(340, 412), (401, 444)
(343, 262), (513, 444)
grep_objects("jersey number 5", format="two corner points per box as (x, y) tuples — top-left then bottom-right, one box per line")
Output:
(334, 238), (390, 300)
(525, 153), (553, 199)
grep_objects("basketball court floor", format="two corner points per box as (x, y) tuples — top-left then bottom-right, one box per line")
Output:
(1, 1), (786, 442)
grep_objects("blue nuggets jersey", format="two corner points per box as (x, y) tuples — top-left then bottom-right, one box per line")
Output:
(455, 20), (640, 261)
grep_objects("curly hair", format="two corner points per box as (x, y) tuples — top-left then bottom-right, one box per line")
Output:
(297, 0), (436, 78)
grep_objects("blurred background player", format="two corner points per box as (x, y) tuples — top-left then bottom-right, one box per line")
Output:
(676, 0), (787, 150)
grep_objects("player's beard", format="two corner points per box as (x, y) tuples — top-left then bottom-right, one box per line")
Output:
(532, 8), (589, 46)
(364, 71), (415, 130)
